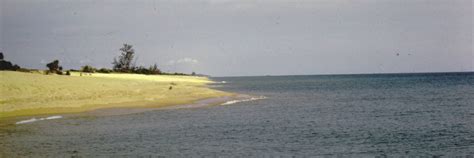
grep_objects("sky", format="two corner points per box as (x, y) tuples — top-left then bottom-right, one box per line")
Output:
(1, 0), (472, 76)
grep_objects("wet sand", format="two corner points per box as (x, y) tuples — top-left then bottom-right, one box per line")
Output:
(0, 94), (261, 127)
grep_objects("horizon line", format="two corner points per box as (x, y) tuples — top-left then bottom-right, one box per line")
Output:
(213, 70), (474, 78)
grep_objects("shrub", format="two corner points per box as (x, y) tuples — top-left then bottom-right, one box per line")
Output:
(81, 65), (96, 73)
(97, 68), (113, 73)
(133, 66), (149, 74)
(149, 64), (161, 74)
(0, 60), (13, 70)
(46, 60), (62, 74)
(130, 64), (162, 75)
(0, 52), (22, 71)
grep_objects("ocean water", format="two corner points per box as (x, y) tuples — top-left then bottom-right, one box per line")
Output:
(1, 73), (473, 157)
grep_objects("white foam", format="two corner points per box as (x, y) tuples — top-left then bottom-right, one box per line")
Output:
(45, 116), (63, 120)
(221, 96), (266, 105)
(221, 81), (227, 84)
(15, 118), (38, 124)
(15, 115), (63, 125)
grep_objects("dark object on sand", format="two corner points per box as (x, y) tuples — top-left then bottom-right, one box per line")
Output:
(169, 86), (173, 90)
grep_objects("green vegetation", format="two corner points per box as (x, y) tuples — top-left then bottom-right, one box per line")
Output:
(0, 52), (21, 71)
(133, 64), (161, 75)
(81, 65), (96, 73)
(97, 68), (113, 73)
(46, 60), (63, 75)
(112, 43), (136, 72)
(2, 43), (198, 76)
(110, 44), (164, 75)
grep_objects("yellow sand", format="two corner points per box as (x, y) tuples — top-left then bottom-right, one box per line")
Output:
(0, 71), (231, 118)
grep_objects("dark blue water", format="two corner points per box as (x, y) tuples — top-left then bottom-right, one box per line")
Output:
(1, 73), (473, 157)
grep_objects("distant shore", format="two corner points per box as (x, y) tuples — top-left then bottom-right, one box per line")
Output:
(0, 71), (234, 121)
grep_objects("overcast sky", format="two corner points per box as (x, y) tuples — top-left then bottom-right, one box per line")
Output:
(1, 0), (472, 76)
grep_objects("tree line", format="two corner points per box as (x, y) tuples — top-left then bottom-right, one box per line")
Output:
(1, 43), (196, 76)
(0, 52), (21, 71)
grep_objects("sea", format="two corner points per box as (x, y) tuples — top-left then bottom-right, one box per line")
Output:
(1, 72), (473, 157)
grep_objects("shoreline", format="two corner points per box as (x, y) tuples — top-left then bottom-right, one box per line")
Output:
(0, 94), (264, 127)
(0, 71), (234, 123)
(0, 94), (234, 119)
(79, 94), (241, 117)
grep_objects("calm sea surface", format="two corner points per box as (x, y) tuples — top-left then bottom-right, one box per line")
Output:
(1, 73), (473, 157)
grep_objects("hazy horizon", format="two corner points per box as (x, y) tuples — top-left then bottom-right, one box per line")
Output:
(1, 0), (472, 76)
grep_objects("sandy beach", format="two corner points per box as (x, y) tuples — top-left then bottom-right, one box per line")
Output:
(0, 71), (233, 120)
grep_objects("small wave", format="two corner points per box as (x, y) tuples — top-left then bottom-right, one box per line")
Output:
(221, 96), (266, 105)
(45, 116), (63, 120)
(15, 118), (38, 124)
(221, 81), (227, 84)
(16, 115), (63, 125)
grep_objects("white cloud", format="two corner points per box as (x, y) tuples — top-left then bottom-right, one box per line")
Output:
(40, 59), (47, 64)
(167, 58), (199, 65)
(79, 58), (92, 64)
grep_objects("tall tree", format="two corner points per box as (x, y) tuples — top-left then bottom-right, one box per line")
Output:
(112, 44), (135, 72)
(46, 60), (62, 74)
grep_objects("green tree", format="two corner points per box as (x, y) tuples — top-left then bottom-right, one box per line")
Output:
(112, 44), (135, 72)
(46, 60), (62, 74)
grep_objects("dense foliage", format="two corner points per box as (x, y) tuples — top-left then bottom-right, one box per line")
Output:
(46, 60), (63, 74)
(0, 52), (21, 71)
(81, 65), (96, 73)
(112, 44), (135, 72)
